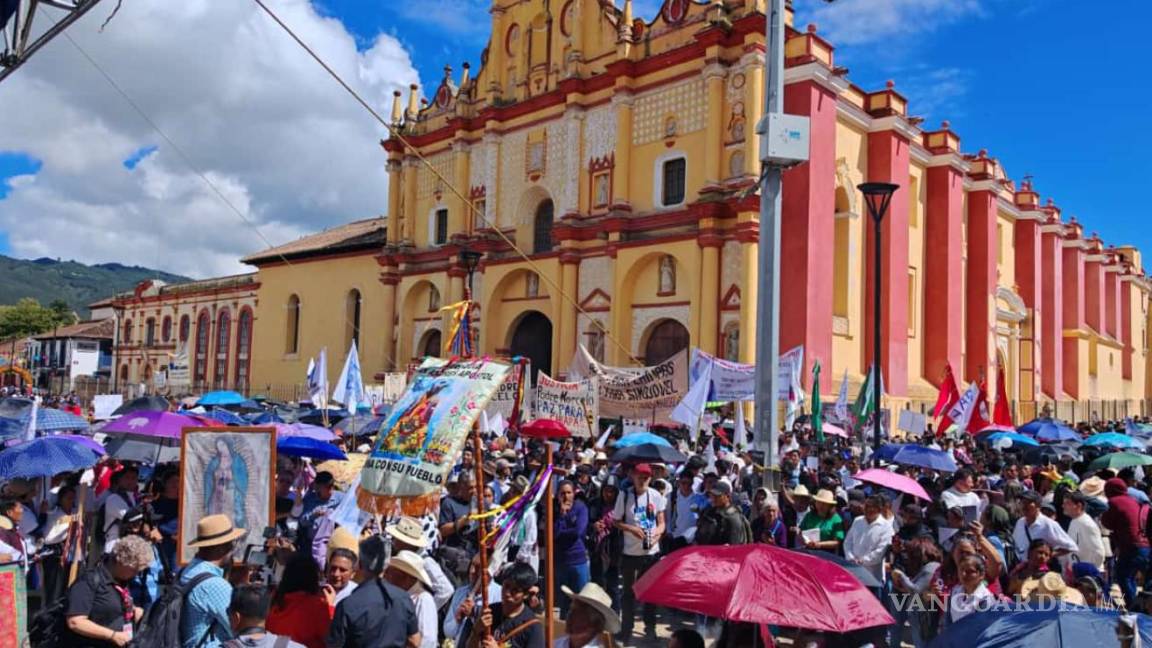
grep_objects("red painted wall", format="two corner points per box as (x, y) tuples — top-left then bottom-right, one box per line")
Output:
(1040, 229), (1064, 398)
(1014, 219), (1042, 402)
(864, 130), (910, 396)
(965, 190), (997, 382)
(1105, 268), (1120, 339)
(780, 80), (836, 379)
(923, 165), (964, 385)
(1062, 244), (1085, 398)
(1122, 279), (1134, 379)
(1086, 258), (1104, 334)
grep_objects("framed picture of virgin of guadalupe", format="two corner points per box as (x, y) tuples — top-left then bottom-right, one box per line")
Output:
(178, 427), (276, 564)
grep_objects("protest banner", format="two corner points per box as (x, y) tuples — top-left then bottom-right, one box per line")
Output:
(898, 409), (928, 436)
(358, 358), (510, 514)
(92, 394), (123, 420)
(688, 349), (755, 402)
(485, 360), (531, 423)
(534, 373), (599, 437)
(167, 342), (190, 390)
(571, 346), (688, 420)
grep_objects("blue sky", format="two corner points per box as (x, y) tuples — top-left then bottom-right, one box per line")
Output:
(0, 0), (1149, 270)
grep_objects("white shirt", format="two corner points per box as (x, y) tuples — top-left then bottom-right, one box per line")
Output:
(948, 582), (995, 623)
(333, 580), (357, 606)
(668, 487), (701, 542)
(941, 488), (982, 514)
(410, 588), (438, 648)
(1012, 514), (1079, 555)
(613, 487), (666, 556)
(1065, 513), (1107, 570)
(101, 491), (133, 554)
(843, 515), (895, 580)
(423, 555), (455, 609)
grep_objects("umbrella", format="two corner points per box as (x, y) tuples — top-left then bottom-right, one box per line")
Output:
(277, 437), (347, 461)
(196, 391), (247, 407)
(614, 432), (671, 448)
(610, 443), (688, 464)
(1088, 451), (1152, 472)
(1020, 443), (1082, 464)
(0, 397), (33, 419)
(334, 415), (387, 437)
(246, 411), (284, 425)
(204, 408), (246, 426)
(102, 411), (207, 439)
(875, 444), (958, 472)
(274, 423), (336, 442)
(297, 408), (349, 426)
(853, 468), (931, 501)
(103, 435), (180, 463)
(1018, 417), (1066, 436)
(48, 434), (105, 456)
(986, 432), (1040, 448)
(634, 544), (893, 632)
(821, 423), (849, 438)
(0, 436), (99, 479)
(795, 548), (883, 588)
(928, 608), (1152, 648)
(974, 424), (1017, 434)
(1035, 425), (1082, 443)
(0, 418), (24, 440)
(521, 418), (571, 439)
(9, 407), (91, 432)
(110, 395), (170, 417)
(1082, 433), (1144, 449)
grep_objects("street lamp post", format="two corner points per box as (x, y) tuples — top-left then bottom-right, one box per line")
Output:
(459, 248), (482, 301)
(858, 182), (898, 467)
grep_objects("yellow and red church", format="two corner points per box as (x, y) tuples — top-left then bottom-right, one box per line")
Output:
(241, 0), (1152, 418)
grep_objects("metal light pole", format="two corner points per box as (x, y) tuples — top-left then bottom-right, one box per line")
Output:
(459, 248), (482, 301)
(858, 182), (898, 466)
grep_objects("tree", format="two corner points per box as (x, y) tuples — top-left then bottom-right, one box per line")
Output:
(47, 299), (76, 328)
(0, 298), (56, 340)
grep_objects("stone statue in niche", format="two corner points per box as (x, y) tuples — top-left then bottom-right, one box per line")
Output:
(593, 173), (610, 207)
(729, 102), (746, 142)
(724, 325), (740, 362)
(526, 272), (539, 298)
(587, 325), (605, 363)
(429, 286), (441, 312)
(664, 115), (678, 139)
(527, 141), (545, 174)
(659, 255), (676, 294)
(728, 151), (745, 178)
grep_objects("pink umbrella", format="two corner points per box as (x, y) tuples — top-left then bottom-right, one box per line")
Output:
(974, 424), (1016, 434)
(853, 468), (931, 501)
(821, 423), (848, 438)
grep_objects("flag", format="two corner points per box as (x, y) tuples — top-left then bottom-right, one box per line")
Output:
(946, 381), (981, 433)
(671, 357), (713, 428)
(783, 347), (806, 430)
(811, 360), (824, 443)
(993, 366), (1014, 427)
(852, 365), (876, 421)
(24, 396), (39, 442)
(733, 403), (747, 451)
(932, 363), (961, 437)
(331, 341), (365, 414)
(970, 380), (993, 432)
(307, 348), (328, 409)
(834, 369), (849, 422)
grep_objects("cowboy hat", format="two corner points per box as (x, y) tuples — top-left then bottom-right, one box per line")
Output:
(812, 489), (837, 506)
(789, 484), (810, 498)
(386, 516), (428, 550)
(388, 550), (431, 589)
(1024, 572), (1086, 606)
(186, 514), (246, 548)
(562, 582), (621, 633)
(328, 526), (360, 560)
(1080, 476), (1106, 498)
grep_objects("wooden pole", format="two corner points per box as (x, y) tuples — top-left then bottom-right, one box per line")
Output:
(544, 441), (555, 647)
(471, 423), (490, 633)
(66, 491), (85, 585)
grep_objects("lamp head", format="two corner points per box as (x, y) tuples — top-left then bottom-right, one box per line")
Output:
(857, 182), (899, 223)
(459, 248), (482, 274)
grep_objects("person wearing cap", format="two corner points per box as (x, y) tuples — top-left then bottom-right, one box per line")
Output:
(799, 489), (845, 553)
(113, 504), (166, 609)
(612, 463), (666, 642)
(327, 535), (420, 648)
(1061, 491), (1106, 572)
(384, 551), (437, 648)
(843, 495), (894, 581)
(179, 514), (247, 648)
(386, 516), (454, 608)
(1011, 490), (1077, 557)
(694, 480), (751, 546)
(554, 583), (619, 648)
(301, 472), (343, 525)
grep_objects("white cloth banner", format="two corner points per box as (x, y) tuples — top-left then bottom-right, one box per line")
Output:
(947, 382), (981, 432)
(570, 345), (688, 420)
(689, 349), (755, 402)
(382, 372), (407, 403)
(485, 361), (531, 422)
(670, 356), (713, 428)
(534, 373), (599, 438)
(834, 369), (850, 422)
(93, 395), (123, 421)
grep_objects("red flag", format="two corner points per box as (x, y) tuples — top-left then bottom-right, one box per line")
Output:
(968, 380), (993, 433)
(933, 364), (961, 436)
(993, 366), (1014, 426)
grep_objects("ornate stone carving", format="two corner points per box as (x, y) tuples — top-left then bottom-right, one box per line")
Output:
(585, 106), (617, 163)
(632, 80), (706, 146)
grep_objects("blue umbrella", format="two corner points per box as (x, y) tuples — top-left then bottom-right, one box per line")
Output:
(297, 409), (349, 426)
(614, 432), (672, 449)
(1035, 424), (1082, 443)
(1018, 417), (1066, 436)
(987, 432), (1040, 447)
(276, 437), (347, 461)
(875, 443), (958, 472)
(1082, 432), (1144, 449)
(9, 407), (90, 432)
(0, 436), (99, 479)
(196, 391), (247, 407)
(204, 408), (246, 426)
(334, 415), (388, 437)
(929, 607), (1152, 648)
(246, 411), (284, 425)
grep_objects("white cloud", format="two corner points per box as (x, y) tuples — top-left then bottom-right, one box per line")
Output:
(894, 66), (971, 122)
(792, 0), (984, 46)
(0, 0), (420, 277)
(393, 0), (490, 42)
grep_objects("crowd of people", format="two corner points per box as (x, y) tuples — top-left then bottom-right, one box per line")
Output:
(4, 395), (1152, 647)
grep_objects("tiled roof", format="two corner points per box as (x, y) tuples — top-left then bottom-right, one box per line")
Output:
(35, 318), (114, 340)
(241, 217), (387, 265)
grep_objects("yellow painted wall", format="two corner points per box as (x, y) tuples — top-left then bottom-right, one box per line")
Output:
(832, 120), (867, 382)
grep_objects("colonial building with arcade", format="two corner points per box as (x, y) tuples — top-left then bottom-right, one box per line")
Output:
(241, 0), (1152, 416)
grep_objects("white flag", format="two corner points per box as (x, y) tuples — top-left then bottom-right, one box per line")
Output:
(308, 348), (329, 409)
(331, 341), (365, 414)
(24, 396), (39, 441)
(670, 357), (713, 428)
(595, 424), (614, 450)
(834, 369), (849, 421)
(947, 382), (981, 433)
(733, 403), (747, 451)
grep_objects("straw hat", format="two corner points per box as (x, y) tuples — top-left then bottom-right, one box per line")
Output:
(1025, 572), (1086, 606)
(386, 516), (428, 550)
(562, 582), (621, 633)
(388, 550), (431, 589)
(186, 514), (246, 548)
(1080, 476), (1106, 499)
(812, 489), (837, 506)
(328, 526), (359, 560)
(789, 484), (810, 498)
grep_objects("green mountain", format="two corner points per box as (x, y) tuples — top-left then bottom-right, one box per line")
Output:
(0, 256), (190, 318)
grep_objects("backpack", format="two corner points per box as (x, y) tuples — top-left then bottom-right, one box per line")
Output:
(129, 570), (218, 648)
(29, 568), (102, 646)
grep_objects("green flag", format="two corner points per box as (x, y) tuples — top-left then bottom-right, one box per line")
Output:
(852, 364), (875, 422)
(812, 360), (823, 443)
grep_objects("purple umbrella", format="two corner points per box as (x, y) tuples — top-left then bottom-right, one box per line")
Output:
(274, 423), (336, 442)
(101, 411), (206, 439)
(48, 434), (105, 456)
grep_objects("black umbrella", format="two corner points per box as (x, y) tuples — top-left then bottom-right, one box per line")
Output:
(796, 548), (883, 588)
(609, 443), (688, 464)
(1019, 443), (1082, 465)
(0, 397), (33, 419)
(111, 395), (171, 417)
(103, 435), (180, 463)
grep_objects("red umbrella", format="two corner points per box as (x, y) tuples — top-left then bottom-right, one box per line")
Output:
(853, 468), (932, 501)
(520, 418), (570, 439)
(634, 545), (893, 633)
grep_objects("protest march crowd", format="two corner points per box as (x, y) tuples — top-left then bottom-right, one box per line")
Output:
(4, 349), (1152, 648)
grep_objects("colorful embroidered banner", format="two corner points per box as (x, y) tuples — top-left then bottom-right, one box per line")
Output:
(534, 372), (599, 437)
(0, 564), (26, 646)
(359, 358), (510, 514)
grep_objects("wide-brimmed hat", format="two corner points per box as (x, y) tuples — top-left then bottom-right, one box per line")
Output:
(562, 582), (621, 633)
(1037, 467), (1063, 484)
(1080, 476), (1106, 498)
(386, 516), (428, 549)
(388, 550), (431, 589)
(1025, 572), (1086, 606)
(328, 526), (360, 560)
(789, 484), (810, 498)
(186, 514), (246, 548)
(812, 489), (837, 506)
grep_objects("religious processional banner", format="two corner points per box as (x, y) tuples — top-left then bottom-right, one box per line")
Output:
(0, 564), (26, 646)
(359, 358), (510, 513)
(570, 345), (688, 420)
(534, 372), (599, 437)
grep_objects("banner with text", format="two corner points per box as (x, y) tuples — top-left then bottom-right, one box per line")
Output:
(534, 373), (599, 437)
(485, 360), (532, 423)
(571, 346), (688, 420)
